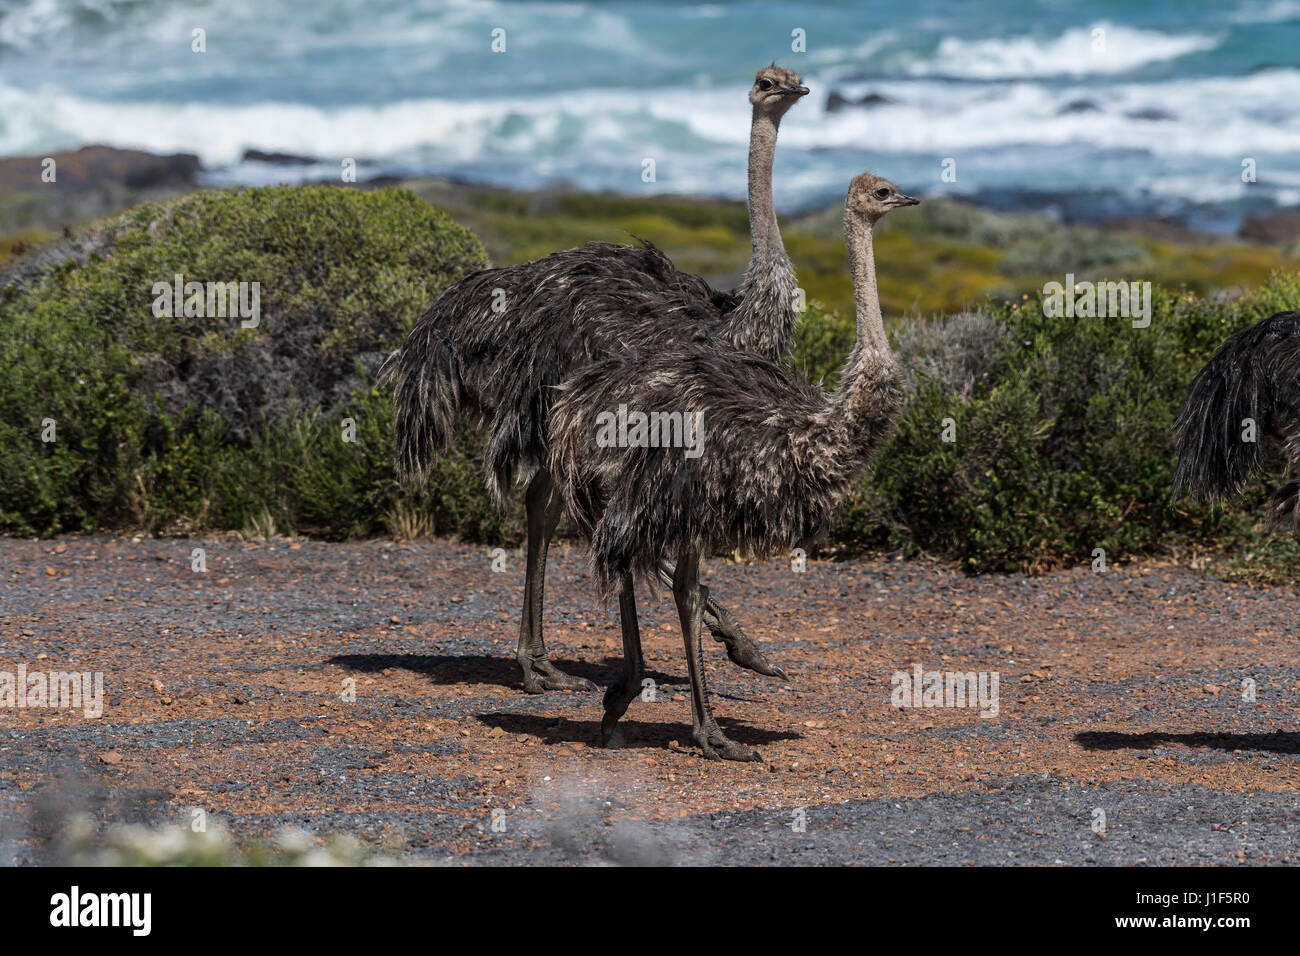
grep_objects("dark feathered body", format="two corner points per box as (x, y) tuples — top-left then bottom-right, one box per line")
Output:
(547, 345), (905, 596)
(544, 172), (916, 600)
(1173, 310), (1300, 525)
(380, 240), (751, 502)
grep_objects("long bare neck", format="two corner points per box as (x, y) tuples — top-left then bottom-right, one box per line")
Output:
(845, 214), (886, 355)
(722, 108), (797, 361)
(747, 110), (783, 260)
(828, 212), (903, 448)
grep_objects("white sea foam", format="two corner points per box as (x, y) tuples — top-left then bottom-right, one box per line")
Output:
(784, 70), (1300, 158)
(1229, 0), (1300, 24)
(10, 63), (1297, 170)
(0, 79), (759, 163)
(909, 23), (1221, 79)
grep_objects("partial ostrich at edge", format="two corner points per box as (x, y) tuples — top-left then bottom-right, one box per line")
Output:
(1173, 310), (1300, 526)
(547, 173), (918, 761)
(383, 66), (808, 693)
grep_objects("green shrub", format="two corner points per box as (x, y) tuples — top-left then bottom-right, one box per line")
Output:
(835, 271), (1300, 571)
(0, 184), (503, 539)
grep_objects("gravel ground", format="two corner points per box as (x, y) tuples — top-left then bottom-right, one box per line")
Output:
(1, 535), (1297, 865)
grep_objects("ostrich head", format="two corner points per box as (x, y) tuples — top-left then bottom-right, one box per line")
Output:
(749, 65), (809, 115)
(847, 173), (920, 223)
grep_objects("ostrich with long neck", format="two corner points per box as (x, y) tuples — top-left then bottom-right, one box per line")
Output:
(383, 66), (807, 694)
(547, 173), (917, 760)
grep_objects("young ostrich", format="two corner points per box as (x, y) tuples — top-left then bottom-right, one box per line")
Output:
(1173, 311), (1300, 525)
(383, 66), (809, 694)
(547, 173), (918, 761)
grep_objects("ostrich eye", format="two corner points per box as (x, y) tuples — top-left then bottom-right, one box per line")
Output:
(874, 188), (890, 199)
(758, 79), (773, 90)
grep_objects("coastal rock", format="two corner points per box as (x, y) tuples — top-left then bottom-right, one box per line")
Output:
(1125, 108), (1177, 122)
(1057, 99), (1102, 115)
(825, 91), (892, 113)
(242, 149), (319, 166)
(1101, 216), (1207, 243)
(1239, 208), (1300, 244)
(0, 145), (200, 193)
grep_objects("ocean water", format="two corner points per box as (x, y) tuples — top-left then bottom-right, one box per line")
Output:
(2, 0), (1299, 231)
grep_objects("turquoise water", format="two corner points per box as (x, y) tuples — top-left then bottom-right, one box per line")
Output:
(2, 0), (1299, 229)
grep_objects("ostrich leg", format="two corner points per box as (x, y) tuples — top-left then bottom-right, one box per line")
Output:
(599, 574), (646, 746)
(517, 472), (597, 694)
(672, 551), (763, 762)
(657, 559), (787, 680)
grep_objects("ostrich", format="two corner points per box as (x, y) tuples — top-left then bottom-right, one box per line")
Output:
(383, 66), (809, 693)
(1173, 311), (1300, 525)
(546, 173), (918, 760)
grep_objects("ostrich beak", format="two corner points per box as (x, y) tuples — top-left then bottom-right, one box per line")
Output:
(781, 84), (811, 97)
(888, 194), (920, 207)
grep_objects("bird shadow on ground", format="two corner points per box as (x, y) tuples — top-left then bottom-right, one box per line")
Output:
(476, 711), (799, 751)
(1075, 730), (1300, 754)
(328, 653), (688, 691)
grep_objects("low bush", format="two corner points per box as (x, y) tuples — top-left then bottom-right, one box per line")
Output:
(0, 185), (508, 539)
(833, 274), (1299, 571)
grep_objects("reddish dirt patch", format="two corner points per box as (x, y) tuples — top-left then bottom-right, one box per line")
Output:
(2, 536), (1296, 864)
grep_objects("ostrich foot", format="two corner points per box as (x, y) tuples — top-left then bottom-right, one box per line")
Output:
(692, 725), (762, 762)
(520, 657), (598, 694)
(599, 674), (644, 745)
(705, 600), (789, 681)
(659, 559), (787, 680)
